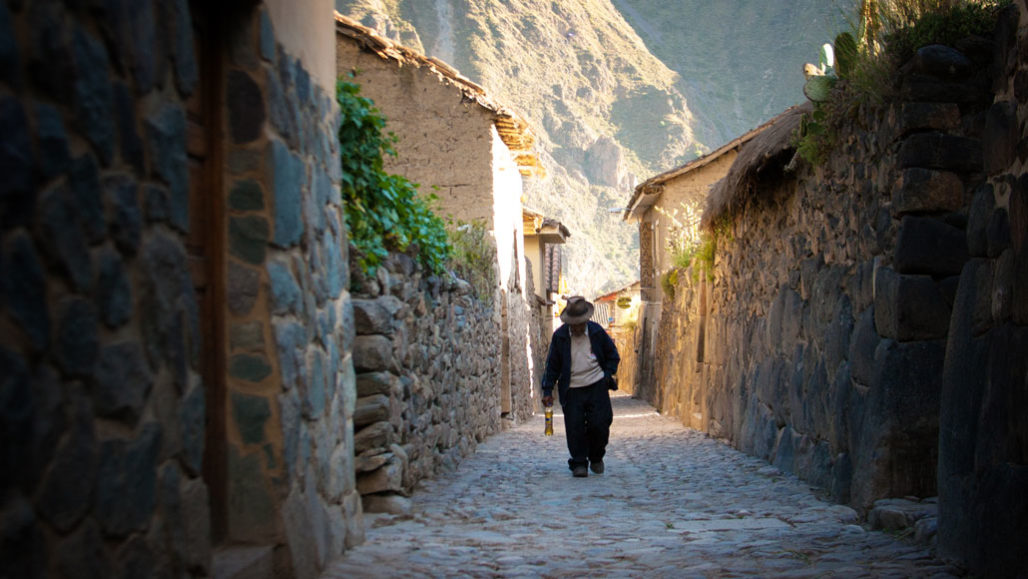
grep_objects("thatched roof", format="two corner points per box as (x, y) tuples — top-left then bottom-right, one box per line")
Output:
(622, 105), (804, 223)
(701, 103), (811, 229)
(334, 13), (539, 175)
(624, 125), (764, 221)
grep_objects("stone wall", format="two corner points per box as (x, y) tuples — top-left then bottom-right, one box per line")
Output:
(350, 255), (504, 513)
(225, 6), (359, 578)
(0, 2), (360, 578)
(936, 4), (1028, 575)
(0, 2), (210, 576)
(525, 264), (551, 403)
(643, 8), (1027, 574)
(501, 260), (536, 422)
(644, 33), (997, 509)
(529, 304), (549, 401)
(610, 327), (639, 396)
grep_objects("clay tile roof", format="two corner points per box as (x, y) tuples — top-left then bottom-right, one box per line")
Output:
(334, 12), (539, 175)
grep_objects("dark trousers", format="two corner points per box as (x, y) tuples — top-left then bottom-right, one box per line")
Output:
(561, 380), (613, 469)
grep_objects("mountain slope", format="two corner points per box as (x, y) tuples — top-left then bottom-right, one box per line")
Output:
(337, 0), (702, 296)
(333, 0), (853, 296)
(612, 0), (856, 145)
(337, 0), (701, 170)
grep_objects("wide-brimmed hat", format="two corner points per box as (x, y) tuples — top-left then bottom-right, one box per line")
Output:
(560, 296), (594, 324)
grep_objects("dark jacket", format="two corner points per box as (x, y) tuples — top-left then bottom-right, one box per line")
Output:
(542, 321), (620, 402)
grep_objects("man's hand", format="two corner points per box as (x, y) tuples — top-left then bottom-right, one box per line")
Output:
(542, 395), (554, 407)
(607, 374), (618, 391)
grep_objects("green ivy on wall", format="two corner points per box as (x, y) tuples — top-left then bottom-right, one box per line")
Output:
(336, 76), (451, 276)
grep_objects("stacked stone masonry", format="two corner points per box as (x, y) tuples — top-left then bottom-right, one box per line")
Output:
(502, 255), (536, 423)
(936, 5), (1028, 575)
(525, 262), (550, 401)
(0, 0), (213, 576)
(1, 2), (545, 575)
(222, 5), (360, 579)
(637, 6), (1026, 576)
(349, 254), (511, 514)
(0, 2), (359, 578)
(0, 1), (209, 576)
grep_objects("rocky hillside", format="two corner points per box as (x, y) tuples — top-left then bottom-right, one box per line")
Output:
(612, 0), (856, 146)
(333, 0), (851, 296)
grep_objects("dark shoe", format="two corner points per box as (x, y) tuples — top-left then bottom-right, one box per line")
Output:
(590, 460), (604, 474)
(572, 465), (588, 477)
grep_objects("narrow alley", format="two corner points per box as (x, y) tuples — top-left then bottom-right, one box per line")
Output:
(322, 394), (957, 578)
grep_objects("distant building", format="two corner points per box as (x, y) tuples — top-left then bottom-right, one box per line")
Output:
(522, 207), (569, 397)
(592, 282), (642, 329)
(624, 122), (769, 301)
(592, 281), (643, 394)
(622, 112), (783, 402)
(522, 207), (570, 320)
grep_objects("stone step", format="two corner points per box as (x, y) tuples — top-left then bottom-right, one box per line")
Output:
(868, 497), (939, 545)
(212, 545), (274, 579)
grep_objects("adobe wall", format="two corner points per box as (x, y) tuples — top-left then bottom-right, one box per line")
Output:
(334, 36), (497, 225)
(649, 152), (737, 275)
(335, 30), (529, 294)
(645, 7), (1026, 574)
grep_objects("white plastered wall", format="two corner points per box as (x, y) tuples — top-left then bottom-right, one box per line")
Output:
(491, 126), (527, 293)
(267, 0), (336, 92)
(523, 235), (544, 299)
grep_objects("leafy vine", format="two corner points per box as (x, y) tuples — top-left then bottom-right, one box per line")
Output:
(336, 76), (452, 276)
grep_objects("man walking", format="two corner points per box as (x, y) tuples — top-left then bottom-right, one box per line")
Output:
(542, 296), (620, 477)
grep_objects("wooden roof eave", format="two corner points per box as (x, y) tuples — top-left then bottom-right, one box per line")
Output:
(335, 12), (539, 172)
(624, 184), (664, 222)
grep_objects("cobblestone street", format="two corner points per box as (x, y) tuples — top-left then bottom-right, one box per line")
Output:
(323, 394), (959, 578)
